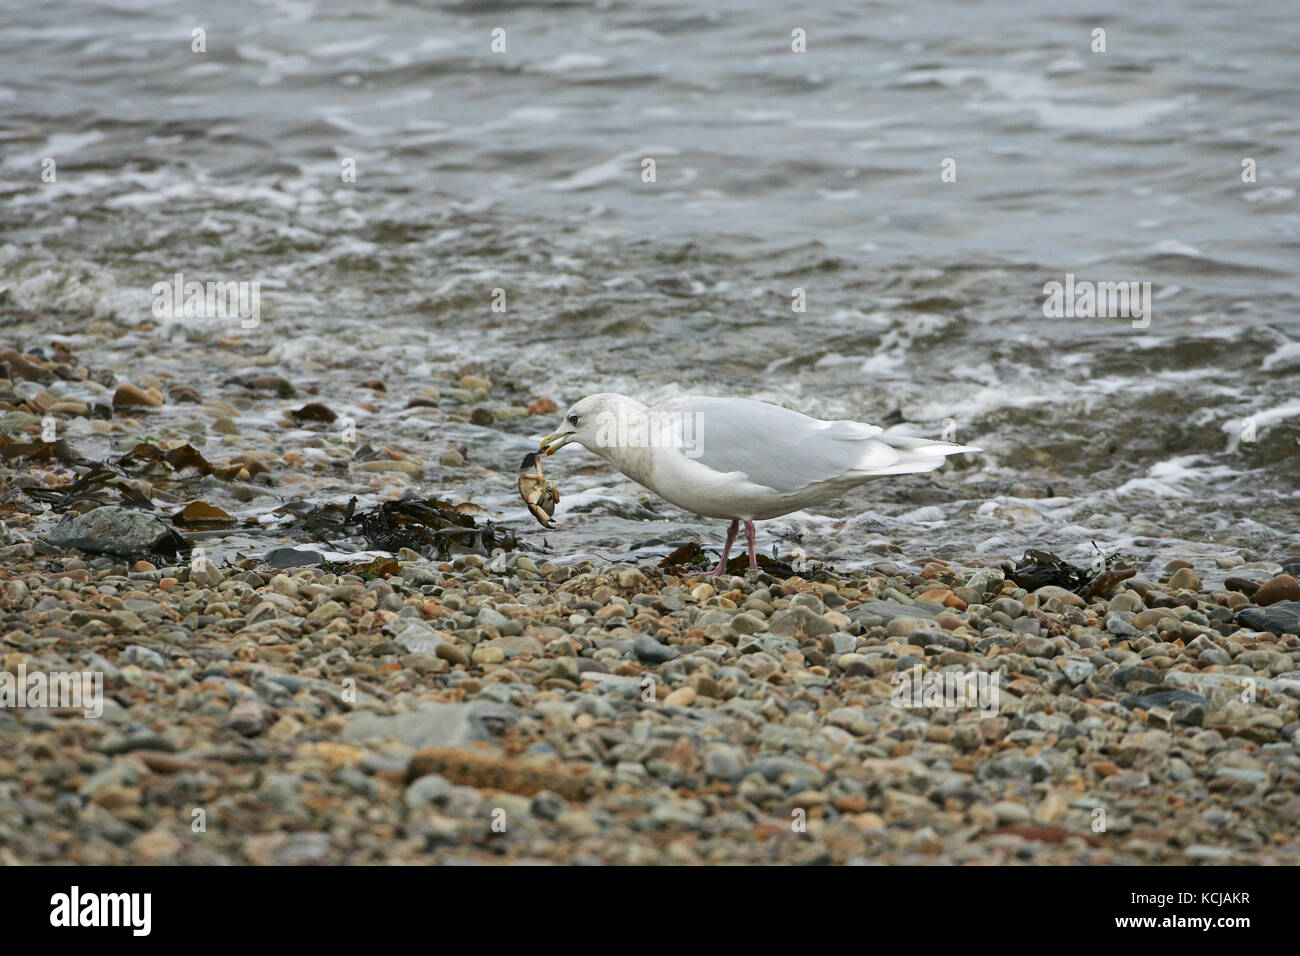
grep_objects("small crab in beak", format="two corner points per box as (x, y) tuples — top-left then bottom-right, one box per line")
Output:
(517, 452), (560, 528)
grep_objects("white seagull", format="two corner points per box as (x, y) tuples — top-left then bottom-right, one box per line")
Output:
(539, 393), (979, 577)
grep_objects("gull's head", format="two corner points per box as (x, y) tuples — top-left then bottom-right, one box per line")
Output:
(538, 393), (632, 455)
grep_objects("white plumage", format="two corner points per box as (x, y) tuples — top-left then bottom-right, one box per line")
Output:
(539, 393), (979, 575)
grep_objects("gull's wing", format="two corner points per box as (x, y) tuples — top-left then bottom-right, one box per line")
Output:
(655, 395), (974, 494)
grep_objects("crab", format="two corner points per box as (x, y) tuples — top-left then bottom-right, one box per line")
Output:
(517, 451), (559, 528)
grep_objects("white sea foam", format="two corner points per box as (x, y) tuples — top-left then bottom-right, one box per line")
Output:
(533, 54), (610, 73)
(1, 131), (104, 169)
(549, 147), (680, 191)
(1262, 341), (1300, 371)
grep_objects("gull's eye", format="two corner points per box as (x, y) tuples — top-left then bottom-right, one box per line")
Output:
(568, 414), (580, 426)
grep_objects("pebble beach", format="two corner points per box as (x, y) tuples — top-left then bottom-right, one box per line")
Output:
(3, 0), (1300, 872)
(2, 340), (1298, 864)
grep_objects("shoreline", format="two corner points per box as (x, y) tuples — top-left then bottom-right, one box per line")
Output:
(2, 527), (1297, 864)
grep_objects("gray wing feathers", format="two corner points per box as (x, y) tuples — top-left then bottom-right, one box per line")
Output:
(657, 396), (976, 494)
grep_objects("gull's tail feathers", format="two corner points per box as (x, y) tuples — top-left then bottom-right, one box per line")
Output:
(854, 433), (982, 477)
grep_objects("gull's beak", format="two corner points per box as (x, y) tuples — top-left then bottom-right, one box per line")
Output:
(538, 430), (575, 456)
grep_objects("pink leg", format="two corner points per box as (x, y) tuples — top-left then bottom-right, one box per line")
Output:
(743, 521), (758, 570)
(700, 520), (739, 577)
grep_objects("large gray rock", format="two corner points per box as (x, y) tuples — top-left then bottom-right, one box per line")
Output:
(633, 633), (677, 663)
(44, 505), (186, 558)
(849, 600), (943, 626)
(767, 605), (836, 637)
(1236, 601), (1300, 636)
(381, 607), (448, 655)
(1163, 669), (1300, 702)
(263, 547), (325, 569)
(341, 700), (525, 748)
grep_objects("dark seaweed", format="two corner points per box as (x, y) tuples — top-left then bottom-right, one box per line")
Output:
(275, 494), (516, 559)
(656, 541), (812, 580)
(1003, 546), (1136, 597)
